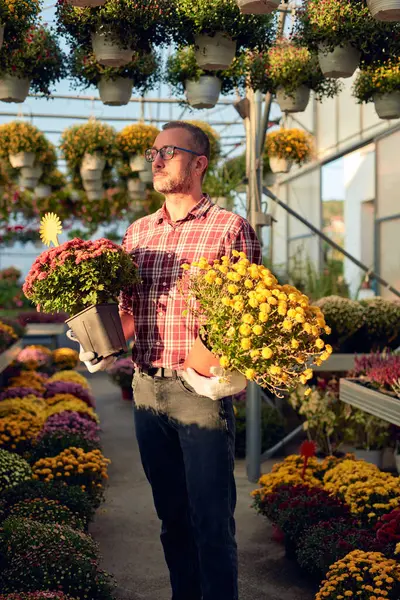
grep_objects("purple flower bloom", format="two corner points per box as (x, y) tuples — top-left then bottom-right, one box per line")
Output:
(37, 410), (100, 443)
(45, 380), (95, 408)
(0, 386), (43, 401)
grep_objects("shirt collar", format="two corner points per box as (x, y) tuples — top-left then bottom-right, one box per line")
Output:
(154, 195), (212, 225)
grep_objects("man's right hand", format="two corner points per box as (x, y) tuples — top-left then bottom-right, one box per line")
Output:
(66, 330), (116, 373)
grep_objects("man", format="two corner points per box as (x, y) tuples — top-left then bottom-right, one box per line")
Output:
(80, 122), (261, 600)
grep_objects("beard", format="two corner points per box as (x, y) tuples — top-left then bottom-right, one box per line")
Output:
(153, 164), (194, 194)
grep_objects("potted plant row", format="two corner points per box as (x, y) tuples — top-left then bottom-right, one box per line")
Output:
(69, 46), (160, 106)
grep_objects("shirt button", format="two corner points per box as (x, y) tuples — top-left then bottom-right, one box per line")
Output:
(162, 282), (167, 286)
(156, 341), (160, 346)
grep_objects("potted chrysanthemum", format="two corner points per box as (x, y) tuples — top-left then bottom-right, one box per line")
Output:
(268, 40), (341, 113)
(0, 25), (66, 103)
(175, 0), (276, 71)
(265, 128), (314, 174)
(0, 121), (48, 170)
(56, 0), (177, 67)
(23, 236), (140, 361)
(69, 47), (160, 106)
(166, 46), (242, 109)
(180, 251), (331, 395)
(116, 123), (159, 183)
(353, 58), (400, 120)
(60, 120), (119, 199)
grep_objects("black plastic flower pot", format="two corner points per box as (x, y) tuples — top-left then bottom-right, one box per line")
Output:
(66, 303), (127, 361)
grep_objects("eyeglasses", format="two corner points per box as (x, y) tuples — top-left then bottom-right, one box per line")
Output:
(144, 145), (202, 163)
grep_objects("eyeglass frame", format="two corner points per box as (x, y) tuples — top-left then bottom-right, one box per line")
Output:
(144, 145), (203, 163)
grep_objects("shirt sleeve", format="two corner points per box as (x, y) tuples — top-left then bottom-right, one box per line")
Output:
(223, 219), (262, 265)
(118, 226), (134, 316)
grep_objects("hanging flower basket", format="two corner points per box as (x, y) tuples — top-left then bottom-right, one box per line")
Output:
(367, 0), (400, 20)
(34, 184), (52, 199)
(0, 75), (31, 103)
(318, 43), (360, 79)
(269, 157), (293, 174)
(139, 162), (153, 183)
(98, 77), (134, 106)
(20, 165), (43, 180)
(195, 32), (237, 71)
(128, 178), (145, 198)
(80, 166), (103, 182)
(236, 0), (280, 13)
(276, 85), (311, 113)
(19, 175), (40, 189)
(129, 155), (147, 172)
(373, 92), (400, 119)
(81, 152), (106, 172)
(9, 151), (36, 169)
(185, 76), (222, 109)
(83, 179), (104, 192)
(67, 0), (106, 5)
(91, 30), (133, 68)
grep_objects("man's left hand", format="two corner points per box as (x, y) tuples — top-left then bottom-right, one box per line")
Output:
(180, 367), (247, 401)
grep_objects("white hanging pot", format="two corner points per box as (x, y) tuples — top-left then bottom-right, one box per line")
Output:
(83, 179), (104, 192)
(81, 152), (106, 172)
(318, 43), (360, 79)
(269, 156), (293, 174)
(373, 91), (400, 119)
(34, 184), (52, 199)
(185, 76), (222, 109)
(9, 151), (36, 168)
(129, 155), (147, 172)
(236, 0), (280, 13)
(128, 178), (145, 196)
(0, 24), (5, 51)
(0, 75), (30, 103)
(80, 167), (103, 182)
(353, 448), (383, 468)
(367, 0), (400, 20)
(86, 189), (104, 201)
(195, 33), (237, 71)
(276, 85), (310, 113)
(98, 77), (133, 106)
(67, 0), (105, 6)
(139, 163), (153, 184)
(91, 30), (133, 68)
(19, 176), (40, 189)
(20, 165), (43, 180)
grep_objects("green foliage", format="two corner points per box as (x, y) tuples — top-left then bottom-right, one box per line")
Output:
(175, 0), (276, 51)
(0, 449), (31, 494)
(315, 295), (365, 352)
(56, 0), (177, 51)
(166, 46), (241, 97)
(29, 431), (101, 464)
(288, 253), (350, 303)
(0, 480), (96, 526)
(353, 58), (400, 104)
(0, 0), (41, 41)
(342, 405), (391, 450)
(0, 25), (67, 96)
(69, 46), (161, 94)
(354, 297), (400, 352)
(234, 400), (284, 458)
(6, 498), (85, 530)
(0, 518), (116, 599)
(0, 280), (32, 311)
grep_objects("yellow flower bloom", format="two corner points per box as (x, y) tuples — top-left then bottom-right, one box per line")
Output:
(241, 338), (251, 350)
(239, 324), (252, 336)
(252, 325), (263, 335)
(219, 356), (230, 368)
(261, 347), (273, 359)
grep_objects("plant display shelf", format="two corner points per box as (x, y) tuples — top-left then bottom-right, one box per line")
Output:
(24, 323), (66, 349)
(339, 378), (400, 427)
(0, 339), (23, 374)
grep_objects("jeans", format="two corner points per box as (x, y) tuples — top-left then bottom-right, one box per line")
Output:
(132, 371), (238, 600)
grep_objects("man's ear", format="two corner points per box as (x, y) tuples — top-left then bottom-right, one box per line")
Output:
(196, 156), (208, 177)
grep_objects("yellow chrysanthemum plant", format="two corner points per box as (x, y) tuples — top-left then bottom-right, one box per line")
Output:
(266, 127), (314, 166)
(181, 251), (332, 396)
(116, 123), (159, 174)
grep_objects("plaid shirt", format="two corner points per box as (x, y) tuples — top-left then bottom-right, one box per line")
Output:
(120, 196), (261, 369)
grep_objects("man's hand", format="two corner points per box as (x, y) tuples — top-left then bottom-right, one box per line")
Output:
(180, 367), (247, 401)
(66, 329), (117, 373)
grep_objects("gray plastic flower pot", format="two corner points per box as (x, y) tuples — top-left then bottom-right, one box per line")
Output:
(66, 303), (128, 361)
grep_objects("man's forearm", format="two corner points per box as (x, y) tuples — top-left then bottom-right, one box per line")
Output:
(119, 310), (135, 342)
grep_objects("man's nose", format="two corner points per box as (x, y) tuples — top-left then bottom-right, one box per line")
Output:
(153, 152), (165, 168)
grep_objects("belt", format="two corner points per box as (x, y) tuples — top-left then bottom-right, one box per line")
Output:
(137, 366), (178, 379)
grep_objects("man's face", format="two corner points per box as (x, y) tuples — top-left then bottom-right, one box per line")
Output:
(151, 128), (200, 194)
